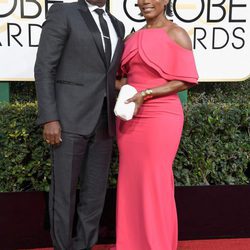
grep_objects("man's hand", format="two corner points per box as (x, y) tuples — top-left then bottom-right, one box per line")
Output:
(115, 77), (127, 90)
(43, 121), (62, 145)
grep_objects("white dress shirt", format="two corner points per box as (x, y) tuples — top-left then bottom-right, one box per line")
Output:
(85, 0), (118, 60)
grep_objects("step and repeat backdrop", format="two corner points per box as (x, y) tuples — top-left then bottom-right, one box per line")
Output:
(0, 0), (249, 81)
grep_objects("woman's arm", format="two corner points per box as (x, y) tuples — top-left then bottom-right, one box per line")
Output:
(126, 25), (196, 115)
(126, 80), (193, 115)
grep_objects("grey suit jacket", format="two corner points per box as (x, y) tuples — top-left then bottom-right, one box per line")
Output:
(35, 0), (125, 137)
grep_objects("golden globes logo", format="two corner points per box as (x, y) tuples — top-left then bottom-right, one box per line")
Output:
(0, 0), (62, 47)
(122, 0), (246, 50)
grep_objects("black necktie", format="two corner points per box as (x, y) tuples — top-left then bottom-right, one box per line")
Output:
(94, 8), (112, 65)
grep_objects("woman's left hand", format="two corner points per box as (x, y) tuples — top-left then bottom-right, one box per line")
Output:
(125, 93), (144, 116)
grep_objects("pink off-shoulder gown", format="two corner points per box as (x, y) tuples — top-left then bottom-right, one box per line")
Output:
(114, 28), (198, 250)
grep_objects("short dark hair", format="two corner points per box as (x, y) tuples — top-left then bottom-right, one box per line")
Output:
(166, 1), (173, 17)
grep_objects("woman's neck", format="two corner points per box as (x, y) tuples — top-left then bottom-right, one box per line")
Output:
(146, 16), (168, 29)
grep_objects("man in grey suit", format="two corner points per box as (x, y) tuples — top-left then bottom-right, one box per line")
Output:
(35, 0), (125, 249)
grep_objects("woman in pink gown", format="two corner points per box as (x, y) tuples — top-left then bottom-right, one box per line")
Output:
(114, 1), (198, 249)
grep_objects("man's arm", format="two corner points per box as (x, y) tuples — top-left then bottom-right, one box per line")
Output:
(35, 4), (68, 144)
(35, 3), (68, 125)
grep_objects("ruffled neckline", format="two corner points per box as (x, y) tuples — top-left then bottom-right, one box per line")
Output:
(121, 27), (199, 84)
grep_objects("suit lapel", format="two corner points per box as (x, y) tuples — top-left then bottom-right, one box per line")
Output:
(77, 0), (107, 68)
(107, 13), (124, 68)
(108, 13), (123, 39)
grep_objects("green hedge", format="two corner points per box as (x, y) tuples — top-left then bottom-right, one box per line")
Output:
(174, 101), (249, 185)
(0, 102), (51, 192)
(0, 83), (249, 191)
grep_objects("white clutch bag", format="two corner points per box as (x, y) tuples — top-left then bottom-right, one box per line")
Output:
(114, 85), (137, 121)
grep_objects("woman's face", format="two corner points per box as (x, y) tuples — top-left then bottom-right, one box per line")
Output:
(137, 0), (168, 19)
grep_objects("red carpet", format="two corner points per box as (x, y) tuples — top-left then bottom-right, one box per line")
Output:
(21, 238), (250, 250)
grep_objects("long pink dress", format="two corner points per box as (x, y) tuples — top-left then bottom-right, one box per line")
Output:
(115, 28), (198, 250)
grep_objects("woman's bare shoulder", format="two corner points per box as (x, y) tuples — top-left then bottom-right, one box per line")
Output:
(166, 23), (192, 50)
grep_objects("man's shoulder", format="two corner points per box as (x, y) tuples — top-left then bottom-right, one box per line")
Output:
(49, 2), (78, 13)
